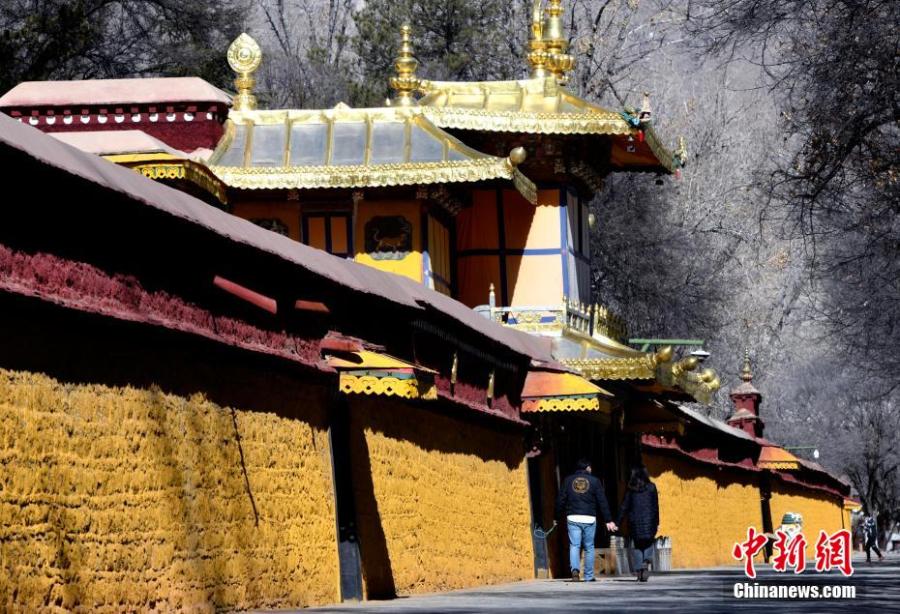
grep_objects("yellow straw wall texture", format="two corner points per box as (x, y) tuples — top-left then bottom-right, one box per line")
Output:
(0, 368), (339, 612)
(769, 481), (845, 557)
(644, 452), (763, 568)
(348, 397), (532, 597)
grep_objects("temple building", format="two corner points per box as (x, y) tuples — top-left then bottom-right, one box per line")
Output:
(0, 1), (854, 611)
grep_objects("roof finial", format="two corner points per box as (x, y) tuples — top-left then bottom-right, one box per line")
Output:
(227, 33), (262, 111)
(741, 348), (753, 382)
(527, 1), (550, 78)
(543, 0), (575, 84)
(390, 24), (421, 106)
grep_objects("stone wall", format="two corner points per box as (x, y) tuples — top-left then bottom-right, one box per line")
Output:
(644, 452), (763, 568)
(0, 368), (339, 612)
(348, 397), (533, 597)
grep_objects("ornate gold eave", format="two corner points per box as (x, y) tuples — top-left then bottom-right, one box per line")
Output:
(418, 77), (682, 173)
(107, 153), (228, 205)
(522, 395), (608, 413)
(758, 445), (802, 471)
(520, 367), (613, 413)
(420, 105), (632, 136)
(561, 354), (658, 381)
(209, 157), (535, 202)
(327, 351), (438, 401)
(561, 347), (721, 405)
(206, 107), (537, 203)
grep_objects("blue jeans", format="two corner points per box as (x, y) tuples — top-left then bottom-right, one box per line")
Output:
(632, 537), (655, 571)
(567, 521), (597, 580)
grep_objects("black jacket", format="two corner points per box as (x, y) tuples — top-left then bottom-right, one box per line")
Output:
(555, 470), (612, 522)
(617, 483), (659, 540)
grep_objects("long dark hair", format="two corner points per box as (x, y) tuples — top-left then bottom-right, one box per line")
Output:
(628, 466), (651, 491)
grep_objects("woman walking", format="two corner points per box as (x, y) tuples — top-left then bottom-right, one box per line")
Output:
(617, 466), (659, 582)
(863, 514), (884, 563)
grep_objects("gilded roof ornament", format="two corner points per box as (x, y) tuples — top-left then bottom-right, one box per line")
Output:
(527, 1), (551, 78)
(227, 33), (262, 111)
(741, 348), (753, 382)
(390, 24), (421, 106)
(544, 0), (575, 84)
(526, 1), (574, 83)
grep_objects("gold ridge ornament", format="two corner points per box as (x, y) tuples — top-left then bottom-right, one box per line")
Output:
(227, 33), (263, 111)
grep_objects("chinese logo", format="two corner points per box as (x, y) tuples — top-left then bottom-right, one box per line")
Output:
(732, 528), (853, 578)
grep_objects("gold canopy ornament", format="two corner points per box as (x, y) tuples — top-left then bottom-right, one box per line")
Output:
(227, 33), (262, 111)
(390, 24), (421, 106)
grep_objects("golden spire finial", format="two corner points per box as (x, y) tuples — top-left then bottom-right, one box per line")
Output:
(741, 348), (753, 382)
(541, 0), (575, 84)
(227, 33), (262, 111)
(527, 1), (550, 78)
(390, 24), (421, 106)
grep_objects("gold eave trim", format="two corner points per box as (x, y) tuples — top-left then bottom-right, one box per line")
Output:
(129, 162), (228, 204)
(421, 106), (632, 136)
(560, 354), (658, 381)
(338, 372), (437, 401)
(209, 159), (537, 203)
(760, 461), (801, 470)
(521, 395), (607, 413)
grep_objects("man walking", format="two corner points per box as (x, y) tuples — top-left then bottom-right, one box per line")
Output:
(556, 459), (616, 582)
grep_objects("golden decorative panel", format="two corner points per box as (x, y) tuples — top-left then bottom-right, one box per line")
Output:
(521, 395), (605, 413)
(338, 372), (437, 401)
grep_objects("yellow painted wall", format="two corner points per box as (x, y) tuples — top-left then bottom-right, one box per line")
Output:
(348, 397), (533, 596)
(232, 201), (301, 241)
(770, 481), (845, 558)
(354, 200), (423, 282)
(644, 453), (763, 568)
(0, 368), (339, 612)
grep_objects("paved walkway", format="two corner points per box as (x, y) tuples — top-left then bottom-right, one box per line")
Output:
(262, 555), (900, 613)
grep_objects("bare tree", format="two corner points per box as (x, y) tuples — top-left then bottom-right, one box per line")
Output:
(253, 0), (357, 108)
(0, 0), (250, 92)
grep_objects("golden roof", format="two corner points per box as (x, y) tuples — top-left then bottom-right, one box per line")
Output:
(207, 106), (536, 202)
(418, 77), (682, 172)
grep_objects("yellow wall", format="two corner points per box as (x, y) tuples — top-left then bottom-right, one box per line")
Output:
(354, 200), (423, 282)
(0, 369), (339, 612)
(348, 397), (533, 597)
(770, 481), (845, 558)
(644, 453), (763, 568)
(232, 201), (301, 241)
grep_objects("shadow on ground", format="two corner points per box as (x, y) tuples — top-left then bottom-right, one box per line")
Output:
(258, 556), (900, 614)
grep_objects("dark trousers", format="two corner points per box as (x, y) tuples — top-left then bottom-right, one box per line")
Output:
(865, 538), (882, 562)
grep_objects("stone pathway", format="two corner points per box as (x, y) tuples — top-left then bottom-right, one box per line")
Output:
(260, 555), (900, 613)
